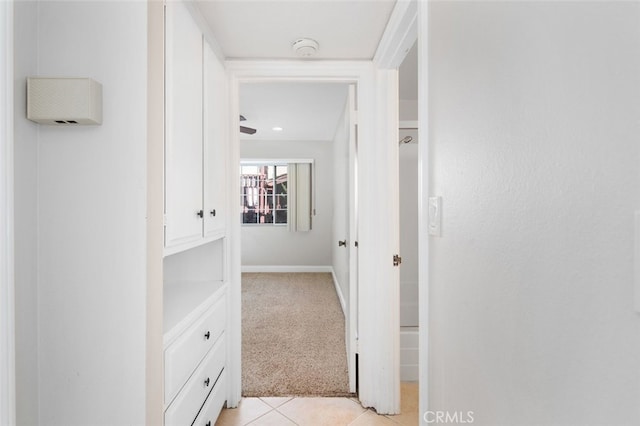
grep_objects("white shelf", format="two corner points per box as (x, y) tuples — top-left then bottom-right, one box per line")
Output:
(163, 280), (226, 346)
(163, 233), (225, 258)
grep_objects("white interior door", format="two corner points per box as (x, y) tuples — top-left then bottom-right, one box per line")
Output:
(355, 67), (401, 414)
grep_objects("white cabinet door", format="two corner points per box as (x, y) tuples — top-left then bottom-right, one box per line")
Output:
(203, 41), (227, 240)
(165, 1), (204, 249)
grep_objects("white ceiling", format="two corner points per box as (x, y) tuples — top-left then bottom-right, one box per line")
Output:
(193, 0), (417, 141)
(194, 0), (397, 60)
(239, 82), (349, 141)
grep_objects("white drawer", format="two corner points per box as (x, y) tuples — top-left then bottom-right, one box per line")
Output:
(164, 335), (226, 426)
(164, 296), (226, 404)
(192, 370), (226, 426)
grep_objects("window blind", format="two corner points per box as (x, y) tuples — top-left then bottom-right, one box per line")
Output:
(288, 163), (312, 232)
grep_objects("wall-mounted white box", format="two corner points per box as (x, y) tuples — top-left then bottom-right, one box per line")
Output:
(27, 77), (102, 125)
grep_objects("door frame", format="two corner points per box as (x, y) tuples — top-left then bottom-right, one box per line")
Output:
(416, 3), (429, 423)
(346, 84), (358, 393)
(373, 0), (429, 421)
(225, 60), (401, 413)
(0, 1), (16, 424)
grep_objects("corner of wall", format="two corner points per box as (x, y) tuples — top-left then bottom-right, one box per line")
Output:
(12, 0), (40, 424)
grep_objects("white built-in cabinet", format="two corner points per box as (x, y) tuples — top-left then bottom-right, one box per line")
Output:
(162, 2), (229, 425)
(203, 41), (227, 241)
(164, 0), (227, 255)
(163, 278), (226, 426)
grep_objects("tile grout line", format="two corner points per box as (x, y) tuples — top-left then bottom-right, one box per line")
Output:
(384, 414), (407, 425)
(262, 395), (300, 426)
(347, 409), (372, 425)
(256, 396), (300, 426)
(243, 405), (275, 426)
(273, 406), (301, 426)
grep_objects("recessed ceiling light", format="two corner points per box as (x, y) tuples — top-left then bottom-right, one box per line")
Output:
(272, 126), (283, 132)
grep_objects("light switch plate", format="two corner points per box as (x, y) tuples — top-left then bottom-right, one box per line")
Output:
(428, 196), (442, 237)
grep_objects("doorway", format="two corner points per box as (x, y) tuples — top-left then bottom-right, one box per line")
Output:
(225, 61), (401, 413)
(237, 81), (356, 397)
(398, 42), (419, 384)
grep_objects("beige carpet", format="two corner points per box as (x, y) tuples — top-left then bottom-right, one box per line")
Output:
(242, 272), (351, 397)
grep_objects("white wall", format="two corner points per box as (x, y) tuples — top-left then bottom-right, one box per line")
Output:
(332, 98), (349, 309)
(1, 1), (16, 424)
(399, 52), (419, 326)
(13, 2), (149, 425)
(427, 2), (640, 424)
(240, 139), (333, 267)
(164, 240), (224, 283)
(13, 1), (39, 424)
(399, 100), (417, 122)
(398, 129), (418, 327)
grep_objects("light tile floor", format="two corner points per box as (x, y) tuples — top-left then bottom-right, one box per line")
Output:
(215, 382), (418, 426)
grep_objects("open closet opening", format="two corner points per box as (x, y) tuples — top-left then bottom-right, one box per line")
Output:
(398, 38), (420, 404)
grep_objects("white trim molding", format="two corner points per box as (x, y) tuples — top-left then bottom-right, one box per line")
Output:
(374, 0), (418, 69)
(227, 59), (400, 414)
(330, 268), (347, 316)
(399, 120), (419, 130)
(0, 1), (16, 424)
(417, 1), (430, 424)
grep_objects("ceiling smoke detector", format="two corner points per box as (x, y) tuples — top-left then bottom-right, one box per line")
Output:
(292, 38), (319, 58)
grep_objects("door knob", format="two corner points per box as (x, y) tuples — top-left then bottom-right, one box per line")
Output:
(338, 240), (347, 247)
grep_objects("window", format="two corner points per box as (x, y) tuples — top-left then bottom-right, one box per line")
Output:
(240, 164), (288, 225)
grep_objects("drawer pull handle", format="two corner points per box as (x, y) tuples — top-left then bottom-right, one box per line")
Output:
(204, 377), (210, 387)
(204, 331), (210, 340)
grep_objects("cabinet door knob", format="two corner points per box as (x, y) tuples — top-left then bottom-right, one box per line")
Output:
(338, 240), (347, 247)
(210, 209), (216, 217)
(204, 331), (210, 340)
(204, 377), (210, 387)
(197, 210), (204, 218)
(205, 422), (211, 426)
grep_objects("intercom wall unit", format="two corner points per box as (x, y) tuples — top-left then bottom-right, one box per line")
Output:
(27, 77), (103, 125)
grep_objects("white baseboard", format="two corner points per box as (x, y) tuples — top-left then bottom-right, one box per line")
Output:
(241, 265), (333, 273)
(330, 268), (347, 317)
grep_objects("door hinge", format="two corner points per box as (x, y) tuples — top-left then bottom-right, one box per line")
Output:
(393, 254), (402, 267)
(163, 214), (168, 226)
